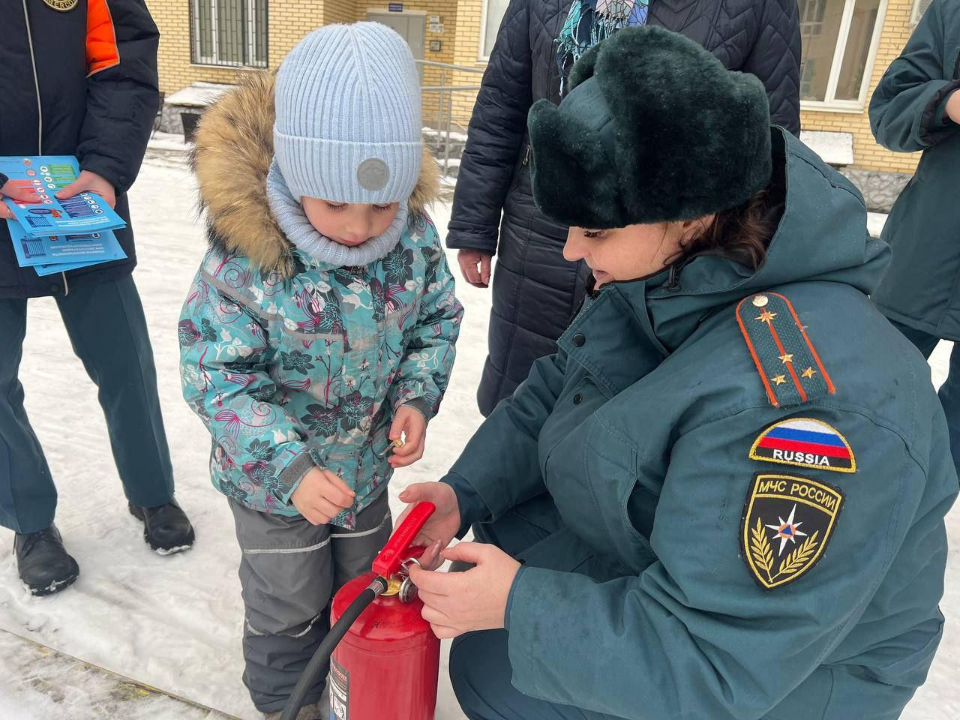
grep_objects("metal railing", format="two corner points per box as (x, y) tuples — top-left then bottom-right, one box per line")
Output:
(416, 60), (484, 174)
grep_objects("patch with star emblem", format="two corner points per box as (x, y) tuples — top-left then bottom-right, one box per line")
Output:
(736, 293), (835, 408)
(741, 472), (844, 590)
(750, 418), (856, 473)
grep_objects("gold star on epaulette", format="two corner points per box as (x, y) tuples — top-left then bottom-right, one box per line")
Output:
(737, 293), (835, 409)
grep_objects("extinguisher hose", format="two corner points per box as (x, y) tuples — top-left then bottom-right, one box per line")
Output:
(280, 577), (387, 720)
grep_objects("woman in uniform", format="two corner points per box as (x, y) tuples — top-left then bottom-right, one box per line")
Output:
(401, 27), (957, 720)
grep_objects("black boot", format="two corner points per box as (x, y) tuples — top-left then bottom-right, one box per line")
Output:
(129, 499), (195, 555)
(15, 525), (80, 596)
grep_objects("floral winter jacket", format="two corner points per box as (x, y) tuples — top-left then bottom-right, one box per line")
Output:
(178, 75), (463, 527)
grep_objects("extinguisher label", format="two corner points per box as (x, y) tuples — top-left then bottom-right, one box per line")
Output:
(329, 658), (350, 720)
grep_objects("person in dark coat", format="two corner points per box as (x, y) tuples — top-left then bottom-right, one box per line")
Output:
(869, 0), (960, 473)
(0, 0), (194, 596)
(449, 0), (802, 416)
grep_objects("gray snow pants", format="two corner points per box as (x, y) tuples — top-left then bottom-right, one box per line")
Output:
(229, 490), (392, 713)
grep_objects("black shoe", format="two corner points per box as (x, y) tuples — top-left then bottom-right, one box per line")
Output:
(15, 525), (80, 596)
(129, 499), (195, 555)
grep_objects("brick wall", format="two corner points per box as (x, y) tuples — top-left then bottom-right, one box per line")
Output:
(149, 0), (251, 93)
(800, 0), (921, 174)
(149, 0), (479, 130)
(151, 0), (925, 174)
(354, 1), (462, 126)
(449, 0), (486, 126)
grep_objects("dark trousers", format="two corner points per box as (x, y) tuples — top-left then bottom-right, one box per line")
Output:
(0, 275), (174, 534)
(229, 491), (392, 713)
(889, 320), (960, 481)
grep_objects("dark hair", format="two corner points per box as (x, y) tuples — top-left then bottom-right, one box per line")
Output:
(674, 190), (775, 271)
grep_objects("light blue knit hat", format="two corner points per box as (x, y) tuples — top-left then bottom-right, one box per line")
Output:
(273, 22), (422, 204)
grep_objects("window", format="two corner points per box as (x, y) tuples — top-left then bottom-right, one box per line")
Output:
(912, 0), (933, 24)
(479, 0), (510, 60)
(799, 0), (887, 109)
(191, 0), (268, 68)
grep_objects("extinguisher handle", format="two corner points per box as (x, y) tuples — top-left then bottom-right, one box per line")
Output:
(372, 501), (436, 577)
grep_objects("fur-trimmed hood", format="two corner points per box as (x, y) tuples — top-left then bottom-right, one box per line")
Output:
(191, 72), (440, 278)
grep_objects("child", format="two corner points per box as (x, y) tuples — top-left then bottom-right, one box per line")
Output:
(178, 23), (462, 719)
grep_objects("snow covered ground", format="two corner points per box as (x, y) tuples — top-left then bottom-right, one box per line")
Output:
(0, 150), (957, 719)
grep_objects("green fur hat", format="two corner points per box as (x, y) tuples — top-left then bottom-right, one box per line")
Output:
(528, 26), (773, 229)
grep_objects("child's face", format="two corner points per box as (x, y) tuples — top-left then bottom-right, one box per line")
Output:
(301, 198), (400, 247)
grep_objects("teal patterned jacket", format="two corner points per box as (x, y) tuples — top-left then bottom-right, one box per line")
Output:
(178, 75), (462, 527)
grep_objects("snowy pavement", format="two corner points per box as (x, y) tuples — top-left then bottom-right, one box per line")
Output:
(0, 151), (957, 719)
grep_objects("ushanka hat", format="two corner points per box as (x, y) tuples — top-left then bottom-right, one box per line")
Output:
(528, 26), (773, 229)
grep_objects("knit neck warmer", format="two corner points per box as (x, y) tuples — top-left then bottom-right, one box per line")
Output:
(556, 0), (649, 94)
(266, 160), (408, 268)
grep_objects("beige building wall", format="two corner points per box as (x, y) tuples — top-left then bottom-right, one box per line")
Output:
(150, 0), (930, 174)
(148, 0), (479, 129)
(354, 1), (463, 125)
(149, 0), (256, 93)
(449, 0), (486, 127)
(800, 0), (921, 174)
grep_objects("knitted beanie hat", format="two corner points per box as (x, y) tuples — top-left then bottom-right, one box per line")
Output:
(273, 22), (422, 204)
(528, 26), (772, 229)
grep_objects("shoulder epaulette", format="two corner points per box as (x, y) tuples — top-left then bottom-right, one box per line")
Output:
(736, 292), (835, 408)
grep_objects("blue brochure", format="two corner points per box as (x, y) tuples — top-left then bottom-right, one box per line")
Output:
(1, 156), (127, 237)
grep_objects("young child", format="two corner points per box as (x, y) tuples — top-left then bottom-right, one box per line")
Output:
(178, 23), (462, 719)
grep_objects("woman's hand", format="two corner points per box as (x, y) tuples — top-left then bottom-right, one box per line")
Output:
(396, 482), (462, 569)
(408, 542), (522, 639)
(457, 249), (492, 288)
(56, 170), (116, 209)
(0, 180), (40, 220)
(388, 405), (427, 469)
(947, 90), (960, 125)
(291, 467), (355, 525)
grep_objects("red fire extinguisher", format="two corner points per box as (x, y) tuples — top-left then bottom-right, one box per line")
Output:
(280, 502), (440, 720)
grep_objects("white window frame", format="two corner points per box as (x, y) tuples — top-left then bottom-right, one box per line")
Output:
(800, 0), (890, 113)
(912, 0), (933, 25)
(191, 0), (268, 69)
(478, 0), (505, 63)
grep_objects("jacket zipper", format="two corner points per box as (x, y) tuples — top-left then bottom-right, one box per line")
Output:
(22, 0), (42, 154)
(23, 1), (70, 296)
(522, 145), (531, 166)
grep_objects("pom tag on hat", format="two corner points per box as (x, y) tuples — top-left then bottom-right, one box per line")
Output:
(358, 158), (390, 192)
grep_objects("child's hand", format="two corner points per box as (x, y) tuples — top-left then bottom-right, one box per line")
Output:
(388, 405), (427, 469)
(291, 467), (355, 525)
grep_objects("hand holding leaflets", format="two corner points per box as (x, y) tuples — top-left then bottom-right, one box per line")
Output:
(2, 157), (128, 277)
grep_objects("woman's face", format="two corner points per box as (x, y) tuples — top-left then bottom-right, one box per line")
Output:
(564, 216), (714, 287)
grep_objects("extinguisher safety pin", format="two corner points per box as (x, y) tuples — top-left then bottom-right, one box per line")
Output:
(397, 558), (422, 604)
(399, 557), (422, 576)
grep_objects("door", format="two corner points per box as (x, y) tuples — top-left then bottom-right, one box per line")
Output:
(366, 11), (426, 62)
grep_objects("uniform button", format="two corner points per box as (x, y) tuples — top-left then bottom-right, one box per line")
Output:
(572, 333), (586, 347)
(573, 393), (584, 405)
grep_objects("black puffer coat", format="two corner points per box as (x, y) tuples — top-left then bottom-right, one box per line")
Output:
(449, 0), (801, 416)
(0, 0), (159, 299)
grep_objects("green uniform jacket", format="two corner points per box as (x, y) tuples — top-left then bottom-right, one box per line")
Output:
(870, 0), (960, 338)
(442, 129), (958, 720)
